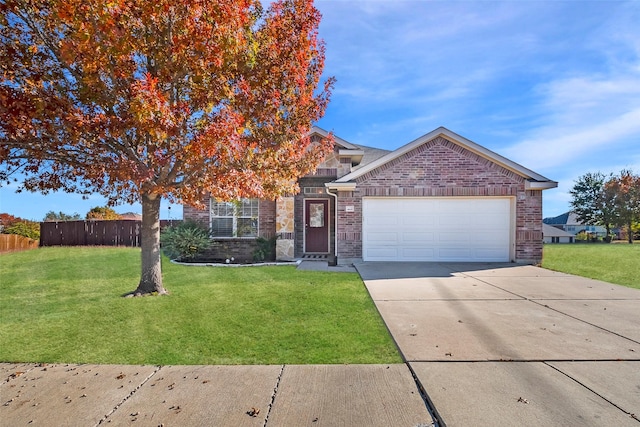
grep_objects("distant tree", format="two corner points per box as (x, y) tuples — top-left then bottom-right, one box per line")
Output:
(569, 172), (616, 239)
(86, 206), (121, 220)
(1, 0), (333, 296)
(44, 210), (81, 221)
(606, 170), (640, 244)
(0, 213), (19, 229)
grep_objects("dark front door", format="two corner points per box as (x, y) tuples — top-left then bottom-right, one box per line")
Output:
(305, 199), (329, 253)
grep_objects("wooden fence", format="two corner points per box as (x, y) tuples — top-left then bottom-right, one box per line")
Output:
(39, 220), (181, 247)
(0, 234), (39, 253)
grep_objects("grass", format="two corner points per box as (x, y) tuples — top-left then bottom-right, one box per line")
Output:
(542, 243), (640, 290)
(0, 247), (401, 365)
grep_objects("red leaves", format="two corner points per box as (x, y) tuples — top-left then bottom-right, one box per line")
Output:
(1, 0), (333, 207)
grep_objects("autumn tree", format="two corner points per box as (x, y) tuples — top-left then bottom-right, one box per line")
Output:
(569, 172), (616, 239)
(0, 0), (334, 295)
(606, 170), (640, 244)
(0, 213), (39, 239)
(86, 206), (121, 220)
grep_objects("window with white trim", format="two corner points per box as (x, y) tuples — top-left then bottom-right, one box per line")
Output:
(210, 199), (259, 238)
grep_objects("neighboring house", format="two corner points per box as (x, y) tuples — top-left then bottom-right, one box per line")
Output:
(542, 223), (574, 243)
(543, 212), (607, 237)
(119, 212), (143, 221)
(184, 126), (557, 264)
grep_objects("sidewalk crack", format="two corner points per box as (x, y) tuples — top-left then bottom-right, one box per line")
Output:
(95, 365), (162, 426)
(262, 364), (285, 427)
(544, 361), (638, 421)
(406, 363), (443, 427)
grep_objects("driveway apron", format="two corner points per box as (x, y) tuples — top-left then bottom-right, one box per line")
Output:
(356, 262), (640, 427)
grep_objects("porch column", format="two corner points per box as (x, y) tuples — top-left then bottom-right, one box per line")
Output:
(275, 197), (295, 261)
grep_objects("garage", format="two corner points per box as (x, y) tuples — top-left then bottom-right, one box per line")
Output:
(362, 198), (512, 262)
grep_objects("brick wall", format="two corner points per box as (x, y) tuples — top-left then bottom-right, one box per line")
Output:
(182, 196), (277, 261)
(198, 239), (260, 263)
(337, 136), (543, 263)
(336, 192), (362, 261)
(183, 195), (211, 226)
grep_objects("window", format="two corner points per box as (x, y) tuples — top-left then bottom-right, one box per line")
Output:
(210, 199), (259, 237)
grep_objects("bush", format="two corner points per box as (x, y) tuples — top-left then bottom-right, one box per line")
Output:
(253, 235), (278, 262)
(161, 221), (211, 261)
(3, 221), (40, 240)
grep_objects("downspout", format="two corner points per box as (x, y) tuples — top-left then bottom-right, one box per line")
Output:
(326, 187), (339, 266)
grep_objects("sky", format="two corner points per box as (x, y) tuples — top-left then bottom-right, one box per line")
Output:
(2, 0), (639, 221)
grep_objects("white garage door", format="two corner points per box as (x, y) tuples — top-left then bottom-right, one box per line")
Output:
(362, 198), (512, 262)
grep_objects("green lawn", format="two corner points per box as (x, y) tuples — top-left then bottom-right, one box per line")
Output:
(0, 247), (401, 365)
(542, 243), (640, 289)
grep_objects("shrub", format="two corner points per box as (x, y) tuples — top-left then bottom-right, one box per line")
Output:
(252, 235), (278, 262)
(161, 221), (211, 261)
(4, 220), (40, 240)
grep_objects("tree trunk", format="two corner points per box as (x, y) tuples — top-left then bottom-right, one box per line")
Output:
(628, 221), (634, 244)
(604, 224), (612, 243)
(130, 192), (167, 296)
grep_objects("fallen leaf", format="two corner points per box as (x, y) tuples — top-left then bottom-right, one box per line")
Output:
(8, 372), (24, 380)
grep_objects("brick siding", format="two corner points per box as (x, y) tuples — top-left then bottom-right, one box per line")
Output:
(182, 196), (277, 261)
(338, 136), (543, 263)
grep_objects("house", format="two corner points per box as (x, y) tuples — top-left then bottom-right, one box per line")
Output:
(184, 126), (557, 264)
(542, 223), (574, 243)
(543, 211), (607, 237)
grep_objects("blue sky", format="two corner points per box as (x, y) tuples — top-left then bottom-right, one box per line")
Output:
(2, 0), (639, 220)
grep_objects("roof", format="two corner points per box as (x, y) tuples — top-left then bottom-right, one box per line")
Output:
(351, 144), (391, 169)
(333, 127), (557, 190)
(543, 212), (570, 225)
(543, 212), (586, 226)
(310, 126), (360, 150)
(543, 223), (574, 238)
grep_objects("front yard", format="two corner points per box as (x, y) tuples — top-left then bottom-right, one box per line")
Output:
(0, 247), (401, 365)
(542, 243), (640, 290)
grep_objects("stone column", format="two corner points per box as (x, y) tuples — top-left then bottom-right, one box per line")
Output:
(275, 197), (295, 261)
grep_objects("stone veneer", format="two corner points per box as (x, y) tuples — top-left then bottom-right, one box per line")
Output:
(275, 197), (295, 260)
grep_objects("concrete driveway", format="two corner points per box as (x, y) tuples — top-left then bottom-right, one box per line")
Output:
(356, 262), (640, 427)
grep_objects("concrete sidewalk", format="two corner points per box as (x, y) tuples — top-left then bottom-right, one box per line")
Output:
(357, 262), (640, 427)
(1, 363), (435, 427)
(3, 262), (639, 426)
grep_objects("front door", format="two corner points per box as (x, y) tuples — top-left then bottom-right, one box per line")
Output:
(304, 199), (329, 253)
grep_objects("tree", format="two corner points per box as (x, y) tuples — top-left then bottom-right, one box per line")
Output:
(1, 0), (334, 295)
(0, 213), (19, 230)
(1, 213), (40, 239)
(569, 172), (616, 239)
(86, 206), (121, 220)
(3, 220), (40, 239)
(606, 170), (640, 244)
(44, 210), (81, 221)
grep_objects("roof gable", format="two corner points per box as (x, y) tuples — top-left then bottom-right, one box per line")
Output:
(310, 126), (359, 150)
(334, 127), (557, 190)
(543, 223), (574, 238)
